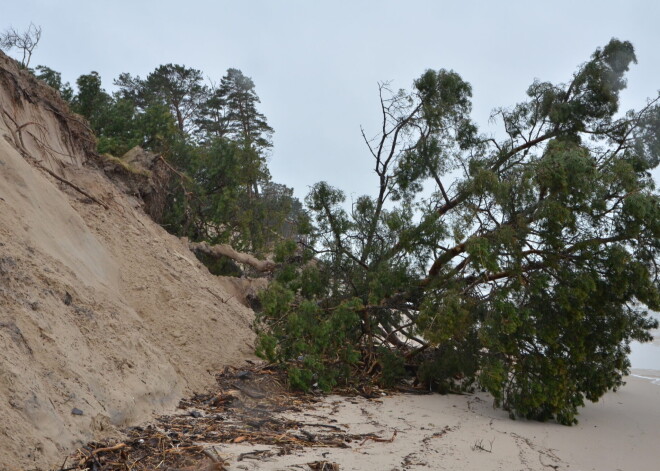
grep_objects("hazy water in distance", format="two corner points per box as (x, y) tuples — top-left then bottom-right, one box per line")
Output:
(629, 310), (660, 371)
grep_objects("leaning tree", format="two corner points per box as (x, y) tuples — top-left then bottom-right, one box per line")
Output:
(257, 39), (660, 424)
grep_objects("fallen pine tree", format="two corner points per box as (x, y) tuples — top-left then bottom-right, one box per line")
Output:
(254, 39), (660, 425)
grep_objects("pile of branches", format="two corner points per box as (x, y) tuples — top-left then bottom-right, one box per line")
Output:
(56, 364), (397, 471)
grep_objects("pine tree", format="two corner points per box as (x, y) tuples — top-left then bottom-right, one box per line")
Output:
(115, 64), (208, 135)
(215, 68), (273, 199)
(257, 39), (660, 425)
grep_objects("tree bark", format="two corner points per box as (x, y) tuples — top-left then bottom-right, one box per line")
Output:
(187, 240), (276, 273)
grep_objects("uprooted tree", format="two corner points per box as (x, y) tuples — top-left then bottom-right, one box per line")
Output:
(256, 39), (660, 425)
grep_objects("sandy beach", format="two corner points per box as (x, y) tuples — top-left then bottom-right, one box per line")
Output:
(206, 371), (660, 471)
(1, 23), (659, 471)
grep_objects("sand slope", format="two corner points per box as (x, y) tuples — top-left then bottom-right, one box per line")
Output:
(0, 51), (255, 469)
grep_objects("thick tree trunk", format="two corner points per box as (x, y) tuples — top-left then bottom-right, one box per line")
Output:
(187, 239), (276, 273)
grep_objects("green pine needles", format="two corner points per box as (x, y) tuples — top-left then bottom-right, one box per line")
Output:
(256, 39), (660, 425)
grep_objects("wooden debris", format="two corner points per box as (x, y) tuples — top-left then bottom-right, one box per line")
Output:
(58, 364), (398, 471)
(359, 430), (398, 446)
(308, 461), (340, 471)
(90, 443), (127, 456)
(237, 449), (273, 461)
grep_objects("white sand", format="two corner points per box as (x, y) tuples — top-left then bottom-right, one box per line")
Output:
(212, 373), (660, 470)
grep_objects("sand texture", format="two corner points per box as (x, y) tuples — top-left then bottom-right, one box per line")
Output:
(0, 51), (256, 469)
(208, 374), (659, 471)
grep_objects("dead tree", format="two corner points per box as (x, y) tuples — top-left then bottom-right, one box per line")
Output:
(0, 23), (42, 68)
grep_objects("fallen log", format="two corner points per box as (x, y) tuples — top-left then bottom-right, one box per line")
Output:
(187, 240), (276, 273)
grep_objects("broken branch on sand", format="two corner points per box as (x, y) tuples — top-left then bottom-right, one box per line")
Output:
(359, 430), (397, 446)
(90, 443), (127, 456)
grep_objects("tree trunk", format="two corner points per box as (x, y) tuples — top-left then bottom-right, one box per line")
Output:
(187, 239), (276, 273)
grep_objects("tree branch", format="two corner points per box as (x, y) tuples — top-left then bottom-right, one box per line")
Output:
(188, 240), (276, 272)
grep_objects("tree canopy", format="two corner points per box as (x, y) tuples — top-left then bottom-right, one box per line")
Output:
(115, 64), (207, 135)
(54, 63), (301, 255)
(256, 38), (660, 424)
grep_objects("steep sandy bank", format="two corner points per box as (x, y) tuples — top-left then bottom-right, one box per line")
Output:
(0, 52), (255, 469)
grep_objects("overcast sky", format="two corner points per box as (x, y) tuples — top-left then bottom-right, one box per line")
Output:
(3, 0), (659, 199)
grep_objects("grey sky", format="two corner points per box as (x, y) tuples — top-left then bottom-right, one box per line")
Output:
(3, 0), (659, 199)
